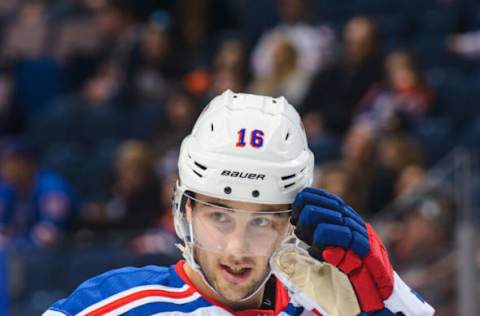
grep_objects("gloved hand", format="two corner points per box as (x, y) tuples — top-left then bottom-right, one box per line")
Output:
(291, 187), (394, 312)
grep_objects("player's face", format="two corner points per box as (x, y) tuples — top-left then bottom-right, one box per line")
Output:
(186, 193), (291, 302)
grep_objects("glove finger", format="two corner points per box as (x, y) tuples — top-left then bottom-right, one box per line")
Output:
(364, 224), (394, 299)
(294, 221), (315, 245)
(349, 264), (384, 312)
(291, 189), (316, 224)
(365, 250), (393, 300)
(351, 231), (370, 258)
(293, 191), (364, 227)
(299, 205), (344, 226)
(337, 249), (362, 274)
(303, 187), (345, 204)
(293, 191), (340, 214)
(303, 187), (365, 225)
(322, 246), (346, 266)
(313, 223), (352, 250)
(345, 217), (367, 237)
(307, 244), (325, 261)
(341, 205), (365, 227)
(299, 205), (367, 238)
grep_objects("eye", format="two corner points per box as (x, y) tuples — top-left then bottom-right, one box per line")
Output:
(210, 212), (230, 224)
(250, 217), (272, 228)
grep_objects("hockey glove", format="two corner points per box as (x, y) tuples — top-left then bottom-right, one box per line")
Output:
(291, 187), (434, 315)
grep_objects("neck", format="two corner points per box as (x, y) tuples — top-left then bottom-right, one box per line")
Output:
(183, 262), (266, 311)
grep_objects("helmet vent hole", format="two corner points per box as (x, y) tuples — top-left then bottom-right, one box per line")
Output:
(284, 183), (295, 189)
(285, 132), (290, 141)
(281, 174), (296, 181)
(224, 186), (232, 194)
(272, 99), (277, 104)
(211, 123), (214, 131)
(193, 170), (203, 178)
(194, 161), (207, 170)
(233, 95), (238, 98)
(252, 190), (260, 198)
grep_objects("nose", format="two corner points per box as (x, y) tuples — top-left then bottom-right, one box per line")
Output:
(223, 222), (251, 257)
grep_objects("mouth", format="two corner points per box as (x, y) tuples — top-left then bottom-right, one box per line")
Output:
(219, 264), (253, 283)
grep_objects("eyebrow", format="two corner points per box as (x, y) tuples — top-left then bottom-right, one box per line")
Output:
(205, 201), (235, 211)
(205, 200), (290, 214)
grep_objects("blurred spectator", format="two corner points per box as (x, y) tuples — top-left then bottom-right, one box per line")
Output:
(152, 89), (199, 156)
(175, 0), (209, 53)
(447, 29), (480, 59)
(54, 0), (104, 91)
(303, 110), (326, 141)
(2, 1), (64, 114)
(377, 134), (424, 179)
(0, 140), (77, 248)
(251, 0), (335, 79)
(1, 0), (48, 60)
(212, 39), (247, 75)
(129, 172), (178, 256)
(395, 164), (427, 198)
(302, 16), (383, 134)
(82, 61), (126, 107)
(82, 140), (161, 231)
(132, 10), (178, 104)
(341, 121), (377, 172)
(184, 37), (249, 99)
(183, 68), (211, 97)
(92, 0), (143, 66)
(208, 67), (245, 97)
(173, 0), (235, 67)
(198, 38), (249, 99)
(314, 161), (363, 211)
(339, 121), (394, 215)
(356, 50), (435, 133)
(370, 134), (425, 211)
(385, 195), (455, 314)
(249, 37), (311, 105)
(54, 0), (103, 62)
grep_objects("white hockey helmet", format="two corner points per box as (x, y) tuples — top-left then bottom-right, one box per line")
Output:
(174, 89), (314, 242)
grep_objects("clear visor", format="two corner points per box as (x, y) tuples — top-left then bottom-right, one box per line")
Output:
(184, 193), (292, 257)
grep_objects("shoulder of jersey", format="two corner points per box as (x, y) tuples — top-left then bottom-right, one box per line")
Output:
(44, 264), (203, 316)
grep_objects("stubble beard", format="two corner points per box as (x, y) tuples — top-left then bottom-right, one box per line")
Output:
(195, 247), (271, 303)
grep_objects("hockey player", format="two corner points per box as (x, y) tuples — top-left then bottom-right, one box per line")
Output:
(44, 90), (434, 315)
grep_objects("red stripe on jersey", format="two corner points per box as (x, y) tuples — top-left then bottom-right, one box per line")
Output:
(274, 277), (290, 314)
(85, 287), (196, 316)
(174, 260), (237, 313)
(312, 309), (324, 316)
(174, 260), (293, 316)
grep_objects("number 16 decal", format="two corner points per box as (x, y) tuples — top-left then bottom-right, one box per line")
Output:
(236, 129), (264, 148)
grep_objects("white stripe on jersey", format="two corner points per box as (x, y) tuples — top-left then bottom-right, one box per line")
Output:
(77, 284), (190, 315)
(104, 292), (202, 316)
(151, 306), (299, 316)
(152, 305), (233, 316)
(42, 311), (67, 316)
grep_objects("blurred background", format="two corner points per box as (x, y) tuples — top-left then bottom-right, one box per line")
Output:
(0, 0), (479, 314)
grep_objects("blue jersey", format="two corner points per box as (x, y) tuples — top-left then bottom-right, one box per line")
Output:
(0, 169), (77, 240)
(44, 260), (310, 316)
